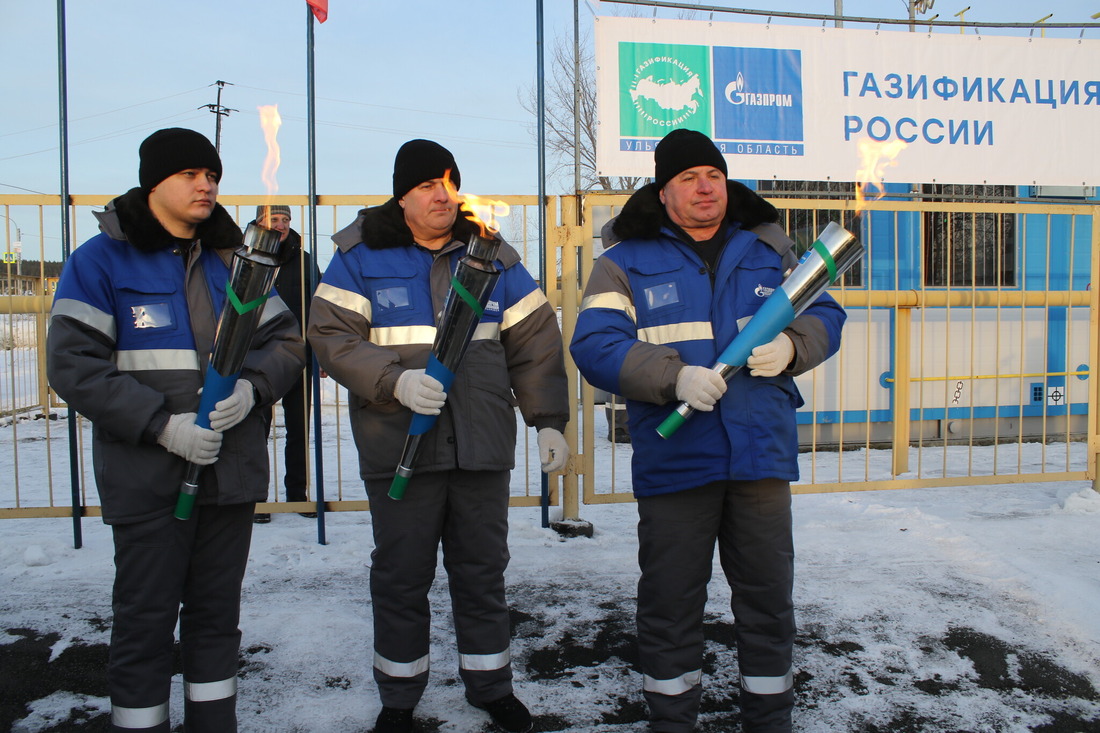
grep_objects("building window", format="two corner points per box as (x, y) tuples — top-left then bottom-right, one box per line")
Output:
(921, 184), (1016, 287)
(757, 180), (862, 286)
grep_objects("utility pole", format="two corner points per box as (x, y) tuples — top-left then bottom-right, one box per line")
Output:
(906, 0), (935, 32)
(199, 80), (237, 152)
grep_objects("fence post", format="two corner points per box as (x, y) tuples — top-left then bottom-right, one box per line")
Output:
(555, 195), (583, 521)
(1090, 216), (1100, 493)
(892, 302), (913, 476)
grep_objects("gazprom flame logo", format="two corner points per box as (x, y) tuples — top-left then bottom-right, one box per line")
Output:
(724, 72), (795, 109)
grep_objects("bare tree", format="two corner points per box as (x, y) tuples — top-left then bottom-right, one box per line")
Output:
(523, 30), (644, 194)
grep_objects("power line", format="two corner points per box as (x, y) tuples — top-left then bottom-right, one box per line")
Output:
(0, 86), (210, 140)
(233, 83), (529, 125)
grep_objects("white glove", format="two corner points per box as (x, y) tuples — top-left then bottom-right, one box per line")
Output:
(157, 412), (223, 465)
(209, 380), (255, 432)
(675, 365), (727, 412)
(394, 369), (447, 415)
(537, 427), (569, 473)
(747, 332), (795, 378)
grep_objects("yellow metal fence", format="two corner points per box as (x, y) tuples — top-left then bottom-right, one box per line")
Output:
(1, 193), (1097, 521)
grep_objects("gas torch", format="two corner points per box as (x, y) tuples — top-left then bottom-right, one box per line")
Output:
(174, 221), (292, 519)
(655, 221), (864, 439)
(388, 227), (503, 499)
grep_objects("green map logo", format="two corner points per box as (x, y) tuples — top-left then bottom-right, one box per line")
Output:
(619, 43), (711, 137)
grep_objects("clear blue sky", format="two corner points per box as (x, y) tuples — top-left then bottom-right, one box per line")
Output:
(1, 0), (1096, 256)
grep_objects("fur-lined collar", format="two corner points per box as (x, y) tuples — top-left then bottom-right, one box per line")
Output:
(97, 187), (242, 253)
(352, 197), (481, 250)
(611, 181), (779, 243)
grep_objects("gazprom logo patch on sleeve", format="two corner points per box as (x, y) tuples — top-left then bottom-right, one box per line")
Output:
(713, 46), (805, 155)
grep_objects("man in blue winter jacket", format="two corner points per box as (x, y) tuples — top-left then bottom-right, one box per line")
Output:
(47, 128), (305, 732)
(570, 129), (847, 733)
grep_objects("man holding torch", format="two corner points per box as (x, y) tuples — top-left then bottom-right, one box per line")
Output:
(46, 128), (305, 732)
(307, 139), (569, 733)
(570, 129), (847, 733)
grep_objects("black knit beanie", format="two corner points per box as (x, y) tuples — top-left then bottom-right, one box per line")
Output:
(139, 128), (223, 192)
(654, 129), (728, 189)
(392, 139), (460, 198)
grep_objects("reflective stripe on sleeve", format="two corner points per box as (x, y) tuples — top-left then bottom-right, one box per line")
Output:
(459, 649), (511, 672)
(370, 325), (436, 347)
(51, 298), (117, 341)
(637, 321), (713, 346)
(114, 349), (201, 372)
(501, 288), (549, 331)
(184, 675), (238, 702)
(580, 291), (636, 322)
(315, 282), (372, 322)
(111, 701), (169, 729)
(257, 294), (290, 327)
(642, 669), (702, 696)
(473, 322), (501, 341)
(374, 651), (430, 678)
(740, 668), (794, 695)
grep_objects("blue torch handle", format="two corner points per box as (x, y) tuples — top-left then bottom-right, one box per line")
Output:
(713, 289), (796, 369)
(195, 366), (241, 429)
(407, 354), (456, 436)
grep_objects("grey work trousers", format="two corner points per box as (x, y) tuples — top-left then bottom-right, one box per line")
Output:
(108, 502), (255, 733)
(365, 469), (514, 709)
(637, 478), (795, 733)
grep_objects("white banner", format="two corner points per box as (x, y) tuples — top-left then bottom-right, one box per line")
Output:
(595, 17), (1100, 186)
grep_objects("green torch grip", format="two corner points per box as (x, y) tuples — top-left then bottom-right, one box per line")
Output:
(389, 474), (410, 501)
(656, 408), (689, 439)
(174, 486), (198, 520)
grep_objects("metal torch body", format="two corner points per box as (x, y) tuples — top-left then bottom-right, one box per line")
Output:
(656, 221), (864, 439)
(389, 232), (502, 499)
(174, 223), (290, 520)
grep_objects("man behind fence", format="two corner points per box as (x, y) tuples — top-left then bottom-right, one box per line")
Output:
(570, 129), (847, 733)
(46, 127), (305, 732)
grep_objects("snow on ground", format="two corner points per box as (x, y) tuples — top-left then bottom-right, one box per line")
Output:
(2, 408), (1099, 732)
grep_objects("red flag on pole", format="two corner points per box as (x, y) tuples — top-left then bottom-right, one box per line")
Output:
(307, 0), (328, 23)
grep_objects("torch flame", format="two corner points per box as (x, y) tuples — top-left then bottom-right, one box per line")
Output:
(258, 105), (282, 220)
(441, 170), (510, 238)
(854, 137), (907, 212)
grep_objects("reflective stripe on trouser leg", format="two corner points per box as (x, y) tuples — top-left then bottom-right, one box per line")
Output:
(374, 652), (431, 679)
(184, 676), (239, 732)
(442, 469), (514, 704)
(111, 703), (169, 731)
(460, 649), (511, 672)
(636, 482), (725, 732)
(185, 677), (238, 702)
(365, 474), (449, 709)
(717, 478), (796, 732)
(740, 675), (795, 733)
(641, 684), (702, 733)
(643, 669), (702, 696)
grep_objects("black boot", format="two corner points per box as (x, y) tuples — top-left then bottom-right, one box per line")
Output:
(468, 693), (533, 733)
(373, 706), (415, 733)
